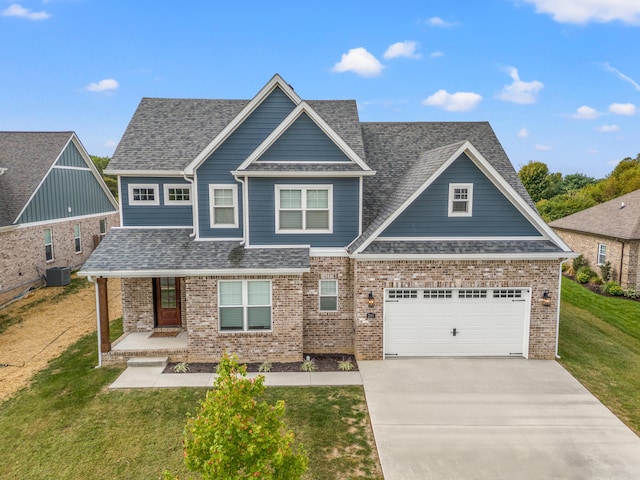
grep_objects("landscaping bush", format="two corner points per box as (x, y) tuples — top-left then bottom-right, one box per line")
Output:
(623, 289), (640, 300)
(575, 266), (596, 284)
(602, 280), (620, 295)
(599, 261), (613, 282)
(573, 254), (587, 272)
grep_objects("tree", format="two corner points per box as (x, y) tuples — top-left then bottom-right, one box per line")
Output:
(90, 155), (118, 199)
(559, 173), (597, 194)
(172, 354), (308, 480)
(517, 160), (560, 202)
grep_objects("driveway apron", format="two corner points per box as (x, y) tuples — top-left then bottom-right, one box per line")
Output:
(359, 358), (640, 480)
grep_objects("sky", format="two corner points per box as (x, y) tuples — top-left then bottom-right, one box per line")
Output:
(1, 0), (640, 179)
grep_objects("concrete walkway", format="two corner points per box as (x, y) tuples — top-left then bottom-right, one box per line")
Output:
(358, 358), (640, 480)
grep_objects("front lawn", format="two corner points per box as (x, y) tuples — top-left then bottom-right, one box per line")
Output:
(0, 319), (381, 479)
(558, 276), (640, 435)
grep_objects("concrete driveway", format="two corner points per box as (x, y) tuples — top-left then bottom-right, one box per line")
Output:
(359, 358), (640, 480)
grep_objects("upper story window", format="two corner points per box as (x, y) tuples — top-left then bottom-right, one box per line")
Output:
(44, 228), (54, 262)
(448, 183), (473, 217)
(99, 219), (107, 237)
(597, 244), (607, 265)
(319, 279), (338, 311)
(73, 223), (81, 253)
(128, 184), (159, 206)
(275, 185), (333, 233)
(218, 280), (271, 332)
(210, 184), (239, 228)
(164, 184), (192, 205)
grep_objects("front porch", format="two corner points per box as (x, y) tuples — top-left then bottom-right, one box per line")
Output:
(103, 331), (189, 366)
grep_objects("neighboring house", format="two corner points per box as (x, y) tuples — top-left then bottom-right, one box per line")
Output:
(0, 132), (119, 303)
(79, 74), (574, 365)
(550, 189), (640, 290)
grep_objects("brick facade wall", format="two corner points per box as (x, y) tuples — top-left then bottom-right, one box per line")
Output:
(554, 229), (640, 290)
(0, 213), (119, 303)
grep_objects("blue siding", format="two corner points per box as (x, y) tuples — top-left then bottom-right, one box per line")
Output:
(248, 177), (359, 247)
(55, 141), (87, 167)
(18, 168), (116, 224)
(380, 154), (541, 237)
(197, 86), (296, 238)
(258, 112), (350, 162)
(121, 177), (192, 227)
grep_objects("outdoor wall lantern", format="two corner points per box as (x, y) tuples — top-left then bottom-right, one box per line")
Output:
(367, 291), (375, 308)
(541, 290), (551, 307)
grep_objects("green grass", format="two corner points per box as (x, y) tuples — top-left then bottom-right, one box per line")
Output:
(558, 276), (640, 435)
(0, 318), (381, 479)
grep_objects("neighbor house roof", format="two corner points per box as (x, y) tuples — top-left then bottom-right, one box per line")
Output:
(550, 189), (640, 240)
(0, 131), (74, 227)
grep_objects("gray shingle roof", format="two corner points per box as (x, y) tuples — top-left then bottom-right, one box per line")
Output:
(79, 228), (309, 275)
(362, 239), (564, 255)
(549, 189), (640, 240)
(244, 163), (365, 172)
(0, 131), (73, 227)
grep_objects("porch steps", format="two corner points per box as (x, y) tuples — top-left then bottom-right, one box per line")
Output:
(127, 356), (169, 368)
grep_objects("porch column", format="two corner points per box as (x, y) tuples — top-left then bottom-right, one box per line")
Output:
(97, 277), (111, 352)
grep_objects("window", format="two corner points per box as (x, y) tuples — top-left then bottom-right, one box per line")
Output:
(319, 280), (338, 311)
(99, 219), (107, 237)
(424, 289), (453, 299)
(44, 228), (53, 261)
(493, 289), (523, 299)
(73, 223), (81, 253)
(448, 183), (473, 217)
(210, 184), (238, 228)
(597, 244), (607, 265)
(458, 289), (487, 299)
(128, 184), (159, 206)
(164, 184), (192, 205)
(218, 280), (271, 331)
(275, 185), (332, 233)
(388, 289), (418, 299)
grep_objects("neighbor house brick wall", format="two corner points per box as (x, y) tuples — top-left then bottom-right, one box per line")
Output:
(352, 259), (562, 360)
(554, 229), (640, 290)
(0, 213), (119, 304)
(302, 256), (355, 354)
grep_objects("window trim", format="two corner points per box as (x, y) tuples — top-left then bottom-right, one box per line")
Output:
(319, 279), (338, 312)
(128, 183), (160, 206)
(597, 243), (607, 266)
(275, 184), (333, 234)
(218, 279), (272, 332)
(73, 223), (82, 254)
(448, 183), (473, 217)
(99, 219), (107, 237)
(209, 184), (239, 229)
(44, 227), (54, 262)
(163, 183), (192, 206)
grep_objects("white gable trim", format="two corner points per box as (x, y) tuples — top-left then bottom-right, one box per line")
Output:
(184, 74), (303, 175)
(235, 102), (371, 172)
(351, 141), (573, 254)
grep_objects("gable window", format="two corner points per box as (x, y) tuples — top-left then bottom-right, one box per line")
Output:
(164, 184), (192, 205)
(319, 279), (338, 311)
(275, 185), (332, 233)
(73, 223), (81, 253)
(99, 219), (107, 238)
(210, 184), (239, 228)
(218, 280), (271, 331)
(448, 183), (473, 217)
(597, 244), (607, 265)
(44, 228), (53, 261)
(128, 184), (159, 206)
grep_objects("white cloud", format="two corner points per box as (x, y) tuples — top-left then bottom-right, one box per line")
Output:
(535, 144), (552, 151)
(602, 63), (640, 91)
(332, 48), (384, 78)
(496, 67), (543, 104)
(609, 102), (636, 115)
(103, 140), (117, 148)
(86, 79), (119, 92)
(2, 3), (50, 20)
(423, 90), (482, 112)
(384, 41), (421, 60)
(572, 105), (599, 119)
(596, 124), (620, 132)
(426, 16), (459, 27)
(523, 0), (640, 25)
(518, 128), (530, 138)
(430, 51), (444, 59)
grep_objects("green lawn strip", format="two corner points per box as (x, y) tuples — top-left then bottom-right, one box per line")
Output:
(0, 318), (381, 480)
(558, 277), (640, 435)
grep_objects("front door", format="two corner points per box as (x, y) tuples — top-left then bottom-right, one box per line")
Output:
(154, 277), (181, 327)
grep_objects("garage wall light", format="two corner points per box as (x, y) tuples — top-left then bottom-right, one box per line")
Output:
(541, 290), (551, 307)
(367, 291), (375, 308)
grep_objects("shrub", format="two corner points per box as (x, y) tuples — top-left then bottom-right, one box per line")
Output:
(602, 280), (619, 295)
(572, 254), (587, 272)
(609, 285), (624, 296)
(301, 358), (317, 372)
(258, 360), (272, 373)
(589, 276), (603, 285)
(575, 267), (595, 284)
(178, 353), (308, 480)
(173, 362), (190, 373)
(338, 359), (355, 371)
(623, 289), (640, 299)
(599, 261), (613, 282)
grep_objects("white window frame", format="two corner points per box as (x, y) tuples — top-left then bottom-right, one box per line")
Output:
(163, 184), (192, 205)
(319, 279), (338, 312)
(73, 223), (82, 254)
(99, 219), (107, 237)
(209, 184), (239, 228)
(275, 184), (333, 234)
(44, 228), (54, 262)
(597, 243), (607, 265)
(448, 183), (473, 217)
(218, 280), (272, 332)
(128, 183), (160, 206)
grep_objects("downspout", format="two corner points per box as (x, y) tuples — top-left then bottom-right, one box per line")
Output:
(86, 275), (102, 368)
(183, 174), (196, 238)
(555, 259), (568, 359)
(234, 176), (248, 246)
(617, 239), (625, 287)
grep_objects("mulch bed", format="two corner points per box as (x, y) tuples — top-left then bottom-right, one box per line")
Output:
(163, 354), (358, 374)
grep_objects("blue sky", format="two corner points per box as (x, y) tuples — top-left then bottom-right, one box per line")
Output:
(2, 0), (640, 178)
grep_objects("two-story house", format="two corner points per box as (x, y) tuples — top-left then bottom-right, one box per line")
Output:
(80, 74), (574, 365)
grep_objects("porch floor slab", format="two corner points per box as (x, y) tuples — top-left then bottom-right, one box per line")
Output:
(111, 331), (188, 351)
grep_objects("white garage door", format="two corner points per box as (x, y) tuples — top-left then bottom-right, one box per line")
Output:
(384, 288), (529, 357)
